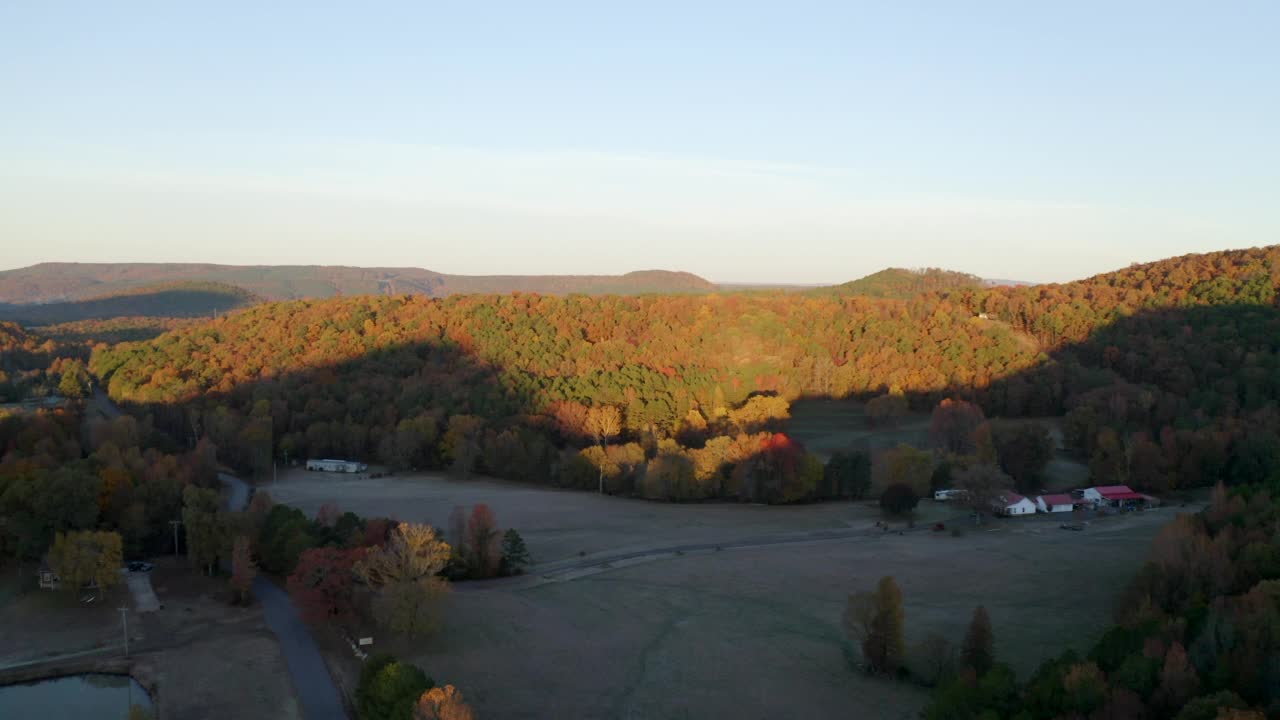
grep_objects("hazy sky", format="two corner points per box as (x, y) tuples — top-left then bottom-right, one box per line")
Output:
(1, 2), (1276, 283)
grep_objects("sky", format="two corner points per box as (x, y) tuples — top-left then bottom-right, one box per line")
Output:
(1, 2), (1276, 284)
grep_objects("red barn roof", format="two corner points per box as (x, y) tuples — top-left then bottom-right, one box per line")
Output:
(1098, 486), (1144, 500)
(1039, 494), (1077, 506)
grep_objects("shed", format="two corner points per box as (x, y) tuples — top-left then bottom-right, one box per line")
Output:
(1079, 485), (1152, 509)
(37, 558), (60, 590)
(992, 493), (1036, 517)
(1035, 494), (1078, 513)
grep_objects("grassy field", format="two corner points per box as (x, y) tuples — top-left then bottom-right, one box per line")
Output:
(269, 468), (1175, 720)
(785, 399), (931, 458)
(787, 400), (1092, 494)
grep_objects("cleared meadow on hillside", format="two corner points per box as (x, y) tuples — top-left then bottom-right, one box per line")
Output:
(787, 399), (1091, 493)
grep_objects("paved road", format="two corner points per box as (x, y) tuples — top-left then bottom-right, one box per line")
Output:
(219, 473), (348, 720)
(220, 472), (251, 513)
(97, 389), (348, 719)
(91, 388), (122, 419)
(123, 570), (161, 612)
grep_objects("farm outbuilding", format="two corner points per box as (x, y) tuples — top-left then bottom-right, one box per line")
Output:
(306, 458), (368, 473)
(37, 558), (60, 590)
(992, 493), (1037, 517)
(1035, 494), (1080, 513)
(1077, 485), (1155, 510)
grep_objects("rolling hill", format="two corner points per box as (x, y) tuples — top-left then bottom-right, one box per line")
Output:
(0, 263), (717, 304)
(812, 267), (986, 299)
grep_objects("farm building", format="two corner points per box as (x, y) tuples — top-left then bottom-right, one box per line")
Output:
(1035, 494), (1082, 513)
(306, 458), (368, 473)
(37, 559), (60, 590)
(992, 493), (1037, 517)
(1076, 485), (1158, 509)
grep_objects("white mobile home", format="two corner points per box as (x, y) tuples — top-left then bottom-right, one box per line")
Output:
(306, 458), (368, 473)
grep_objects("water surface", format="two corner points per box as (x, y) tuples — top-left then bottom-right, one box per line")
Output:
(0, 673), (152, 719)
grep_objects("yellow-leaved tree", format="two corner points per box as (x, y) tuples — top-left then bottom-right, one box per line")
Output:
(354, 523), (452, 636)
(49, 530), (123, 599)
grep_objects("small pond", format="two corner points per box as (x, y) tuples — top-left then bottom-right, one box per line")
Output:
(0, 673), (152, 718)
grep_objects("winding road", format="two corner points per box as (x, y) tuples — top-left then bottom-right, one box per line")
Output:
(97, 388), (348, 718)
(219, 473), (348, 720)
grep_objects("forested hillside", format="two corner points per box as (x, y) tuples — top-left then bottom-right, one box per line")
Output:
(0, 322), (90, 402)
(0, 281), (257, 325)
(89, 246), (1280, 502)
(0, 263), (717, 303)
(815, 267), (985, 299)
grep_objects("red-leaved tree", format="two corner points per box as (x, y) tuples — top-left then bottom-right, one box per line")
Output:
(362, 517), (395, 548)
(287, 547), (365, 624)
(930, 398), (986, 455)
(315, 502), (341, 528)
(467, 504), (500, 579)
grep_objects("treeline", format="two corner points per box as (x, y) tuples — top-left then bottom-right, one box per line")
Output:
(0, 407), (219, 562)
(0, 281), (257, 326)
(36, 316), (200, 345)
(87, 246), (1280, 499)
(0, 321), (91, 402)
(923, 479), (1280, 719)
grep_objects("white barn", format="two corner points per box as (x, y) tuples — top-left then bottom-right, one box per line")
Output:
(992, 493), (1036, 517)
(306, 458), (368, 473)
(1076, 485), (1153, 509)
(1035, 494), (1078, 513)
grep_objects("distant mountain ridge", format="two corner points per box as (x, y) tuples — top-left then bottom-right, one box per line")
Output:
(0, 263), (718, 304)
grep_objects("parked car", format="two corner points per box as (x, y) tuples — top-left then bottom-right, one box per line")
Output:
(127, 561), (154, 572)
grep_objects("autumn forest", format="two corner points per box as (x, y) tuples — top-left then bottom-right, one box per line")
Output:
(3, 245), (1280, 720)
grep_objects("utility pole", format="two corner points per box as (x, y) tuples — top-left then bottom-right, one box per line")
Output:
(118, 607), (129, 658)
(170, 520), (182, 556)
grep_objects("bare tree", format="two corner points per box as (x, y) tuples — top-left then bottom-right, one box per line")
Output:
(912, 632), (956, 685)
(954, 464), (1014, 524)
(585, 405), (622, 493)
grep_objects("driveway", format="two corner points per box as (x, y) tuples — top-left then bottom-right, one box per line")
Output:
(123, 570), (161, 612)
(219, 472), (348, 720)
(221, 472), (251, 512)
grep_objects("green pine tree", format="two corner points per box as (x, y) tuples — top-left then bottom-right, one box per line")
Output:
(500, 529), (531, 575)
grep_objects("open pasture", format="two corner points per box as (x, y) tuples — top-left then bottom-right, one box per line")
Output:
(269, 468), (1174, 720)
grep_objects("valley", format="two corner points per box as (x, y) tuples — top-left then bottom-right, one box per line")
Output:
(266, 466), (1177, 719)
